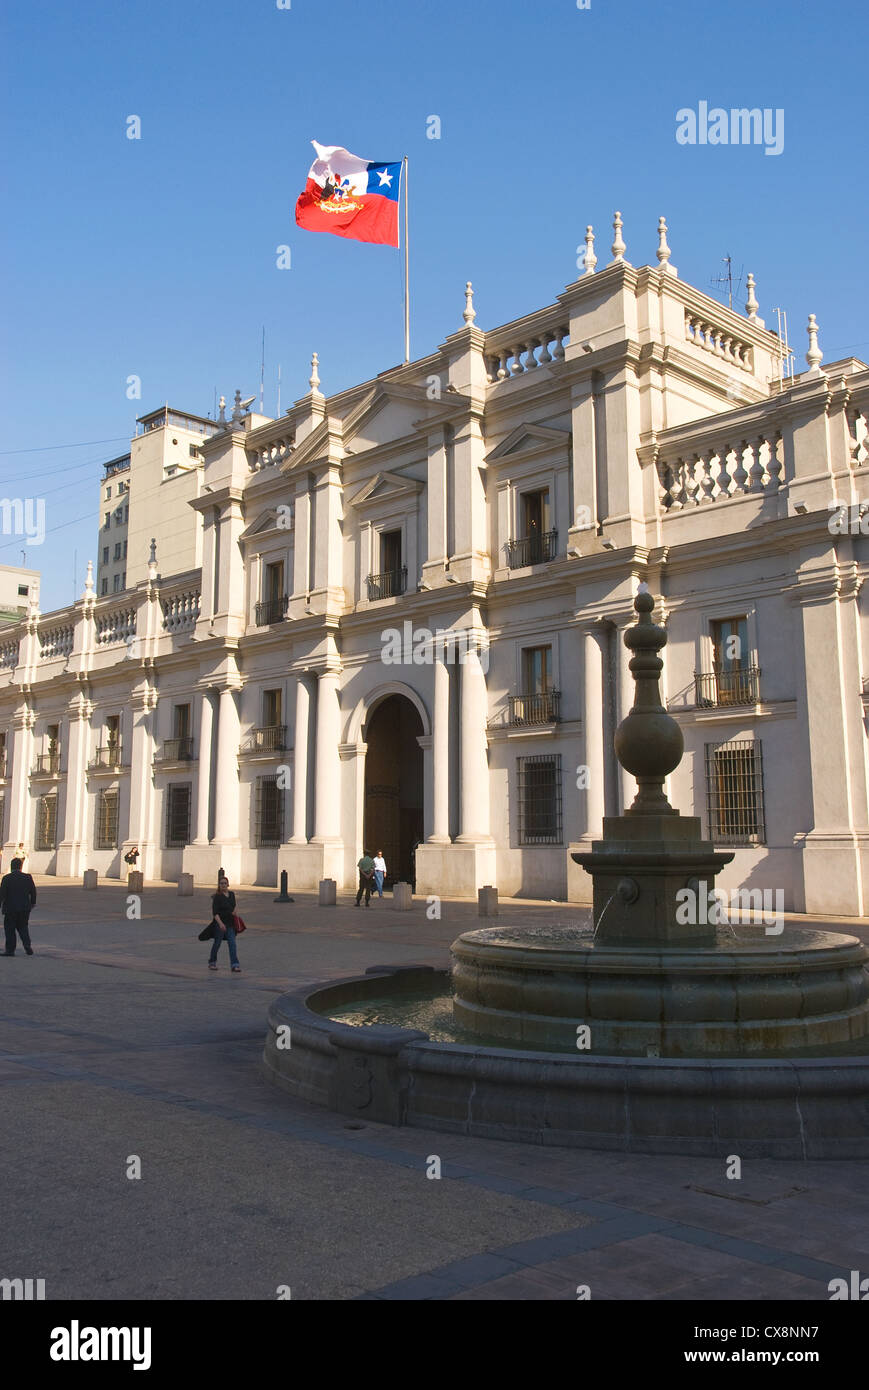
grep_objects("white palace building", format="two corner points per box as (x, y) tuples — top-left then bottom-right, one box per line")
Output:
(2, 215), (868, 913)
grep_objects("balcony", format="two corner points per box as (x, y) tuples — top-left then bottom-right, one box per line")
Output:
(158, 736), (194, 762)
(506, 529), (558, 569)
(694, 668), (761, 708)
(246, 725), (287, 753)
(90, 744), (124, 769)
(255, 595), (288, 626)
(509, 690), (561, 725)
(33, 752), (61, 775)
(366, 567), (407, 601)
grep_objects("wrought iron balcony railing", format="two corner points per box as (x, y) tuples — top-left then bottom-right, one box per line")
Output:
(694, 667), (761, 708)
(158, 736), (194, 762)
(506, 529), (558, 569)
(33, 752), (61, 774)
(508, 690), (561, 725)
(255, 595), (288, 626)
(90, 744), (124, 768)
(247, 725), (287, 752)
(366, 567), (407, 601)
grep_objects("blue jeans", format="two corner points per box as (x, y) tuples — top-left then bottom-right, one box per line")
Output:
(374, 870), (385, 897)
(209, 923), (239, 967)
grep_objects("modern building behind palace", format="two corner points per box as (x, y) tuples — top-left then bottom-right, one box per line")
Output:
(2, 215), (867, 913)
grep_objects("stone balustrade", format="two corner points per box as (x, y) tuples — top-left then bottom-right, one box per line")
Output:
(684, 312), (754, 371)
(485, 325), (569, 382)
(161, 588), (200, 633)
(94, 605), (137, 646)
(656, 426), (784, 510)
(848, 393), (869, 470)
(247, 432), (295, 472)
(0, 639), (19, 670)
(38, 623), (74, 660)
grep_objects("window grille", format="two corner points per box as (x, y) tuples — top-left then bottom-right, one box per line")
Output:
(255, 775), (284, 846)
(705, 740), (765, 845)
(35, 793), (57, 850)
(165, 783), (192, 848)
(517, 754), (562, 845)
(95, 788), (119, 849)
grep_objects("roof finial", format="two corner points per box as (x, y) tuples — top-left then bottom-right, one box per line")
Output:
(148, 538), (157, 577)
(610, 210), (626, 265)
(745, 273), (759, 321)
(309, 352), (322, 394)
(217, 394), (226, 424)
(84, 559), (94, 596)
(656, 216), (673, 272)
(463, 281), (476, 326)
(582, 226), (597, 276)
(806, 314), (823, 376)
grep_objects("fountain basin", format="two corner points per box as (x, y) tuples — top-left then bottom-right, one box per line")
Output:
(262, 964), (869, 1158)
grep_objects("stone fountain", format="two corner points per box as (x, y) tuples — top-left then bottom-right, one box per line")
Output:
(263, 590), (869, 1156)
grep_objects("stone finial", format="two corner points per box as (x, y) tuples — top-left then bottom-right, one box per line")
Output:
(745, 273), (759, 321)
(217, 394), (227, 425)
(613, 589), (684, 816)
(806, 314), (823, 375)
(309, 352), (322, 393)
(656, 216), (673, 272)
(148, 538), (157, 577)
(610, 211), (626, 264)
(582, 226), (597, 276)
(84, 560), (94, 596)
(463, 281), (476, 326)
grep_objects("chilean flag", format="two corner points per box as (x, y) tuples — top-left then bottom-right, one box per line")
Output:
(295, 141), (401, 247)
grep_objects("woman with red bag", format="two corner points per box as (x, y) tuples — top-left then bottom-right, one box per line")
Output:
(207, 875), (243, 974)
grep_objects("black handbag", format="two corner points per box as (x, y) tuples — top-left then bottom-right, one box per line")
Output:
(198, 922), (216, 942)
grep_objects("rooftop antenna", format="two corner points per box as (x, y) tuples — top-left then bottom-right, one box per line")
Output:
(709, 255), (744, 311)
(260, 327), (265, 415)
(276, 363), (281, 418)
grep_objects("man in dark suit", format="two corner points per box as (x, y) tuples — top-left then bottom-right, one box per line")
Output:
(0, 857), (37, 956)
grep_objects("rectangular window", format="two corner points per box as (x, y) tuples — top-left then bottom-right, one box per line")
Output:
(522, 488), (550, 538)
(380, 529), (402, 575)
(705, 740), (765, 845)
(102, 547), (109, 565)
(517, 754), (562, 845)
(255, 774), (284, 847)
(17, 584), (28, 597)
(523, 645), (552, 695)
(123, 540), (127, 558)
(265, 560), (284, 602)
(174, 704), (191, 740)
(104, 513), (110, 529)
(106, 714), (121, 750)
(105, 486), (112, 499)
(113, 574), (121, 592)
(120, 572), (125, 589)
(114, 542), (122, 561)
(711, 616), (749, 673)
(95, 788), (119, 849)
(101, 579), (108, 595)
(165, 784), (192, 848)
(35, 793), (58, 850)
(262, 688), (282, 727)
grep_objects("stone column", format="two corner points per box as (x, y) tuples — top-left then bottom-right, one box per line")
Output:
(6, 706), (34, 853)
(457, 644), (491, 842)
(193, 690), (215, 844)
(312, 669), (341, 843)
(212, 686), (240, 844)
(290, 676), (311, 843)
(125, 684), (156, 875)
(56, 692), (92, 876)
(429, 652), (450, 842)
(583, 627), (606, 838)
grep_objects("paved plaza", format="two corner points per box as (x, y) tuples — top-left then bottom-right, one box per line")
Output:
(2, 882), (869, 1302)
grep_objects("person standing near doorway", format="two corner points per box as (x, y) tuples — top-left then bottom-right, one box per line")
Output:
(355, 852), (375, 908)
(373, 851), (386, 899)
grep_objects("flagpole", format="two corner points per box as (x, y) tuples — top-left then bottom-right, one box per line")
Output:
(403, 156), (410, 363)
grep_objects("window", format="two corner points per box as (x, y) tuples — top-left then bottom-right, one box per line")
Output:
(256, 562), (286, 625)
(17, 584), (28, 597)
(695, 616), (758, 706)
(118, 481), (127, 495)
(114, 508), (123, 524)
(35, 793), (58, 850)
(124, 505), (129, 522)
(174, 704), (191, 740)
(705, 740), (765, 845)
(104, 513), (110, 530)
(380, 529), (402, 576)
(265, 560), (284, 602)
(189, 444), (199, 458)
(517, 754), (562, 845)
(522, 488), (550, 539)
(101, 579), (108, 596)
(507, 489), (557, 567)
(165, 784), (192, 847)
(712, 617), (748, 674)
(102, 547), (109, 565)
(95, 789), (119, 849)
(106, 715), (121, 750)
(523, 645), (552, 694)
(120, 572), (126, 589)
(123, 540), (127, 558)
(263, 689), (282, 727)
(114, 543), (122, 561)
(255, 774), (284, 846)
(105, 486), (112, 500)
(113, 574), (121, 592)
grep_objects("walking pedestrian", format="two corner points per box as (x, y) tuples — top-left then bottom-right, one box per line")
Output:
(0, 857), (37, 956)
(355, 852), (375, 908)
(207, 875), (242, 973)
(373, 850), (386, 898)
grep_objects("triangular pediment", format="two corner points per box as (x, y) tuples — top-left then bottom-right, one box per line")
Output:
(239, 506), (293, 542)
(486, 422), (570, 463)
(347, 469), (424, 510)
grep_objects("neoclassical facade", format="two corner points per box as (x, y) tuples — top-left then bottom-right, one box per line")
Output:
(2, 216), (868, 913)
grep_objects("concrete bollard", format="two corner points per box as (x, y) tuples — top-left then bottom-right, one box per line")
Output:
(83, 869), (98, 890)
(127, 871), (144, 894)
(478, 885), (499, 917)
(319, 878), (337, 906)
(274, 869), (294, 903)
(392, 881), (413, 910)
(177, 873), (194, 896)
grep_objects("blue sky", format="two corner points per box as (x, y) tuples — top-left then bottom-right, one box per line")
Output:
(1, 0), (866, 611)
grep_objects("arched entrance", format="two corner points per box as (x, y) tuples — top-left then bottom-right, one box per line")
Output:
(364, 694), (424, 888)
